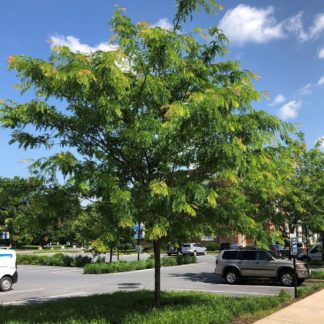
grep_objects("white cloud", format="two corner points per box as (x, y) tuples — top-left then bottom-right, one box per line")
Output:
(318, 76), (324, 86)
(319, 47), (324, 59)
(269, 94), (286, 106)
(49, 35), (118, 54)
(309, 13), (324, 39)
(285, 12), (308, 42)
(298, 83), (312, 96)
(219, 5), (285, 45)
(219, 7), (324, 46)
(152, 18), (173, 30)
(278, 100), (302, 121)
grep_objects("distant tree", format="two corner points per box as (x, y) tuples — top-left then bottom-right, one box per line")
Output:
(0, 1), (296, 303)
(0, 176), (80, 246)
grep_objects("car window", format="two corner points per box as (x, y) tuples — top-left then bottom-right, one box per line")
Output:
(240, 251), (256, 260)
(222, 251), (239, 260)
(183, 244), (191, 248)
(256, 251), (271, 261)
(310, 244), (321, 253)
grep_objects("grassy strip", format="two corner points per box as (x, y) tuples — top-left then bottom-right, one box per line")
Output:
(232, 283), (324, 324)
(0, 290), (291, 324)
(298, 282), (324, 297)
(17, 253), (92, 267)
(309, 271), (324, 280)
(310, 260), (324, 266)
(84, 255), (196, 274)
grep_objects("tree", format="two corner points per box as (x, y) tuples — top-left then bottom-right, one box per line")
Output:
(0, 176), (80, 246)
(1, 2), (295, 303)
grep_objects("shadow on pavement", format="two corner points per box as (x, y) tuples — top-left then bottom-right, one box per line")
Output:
(169, 272), (286, 286)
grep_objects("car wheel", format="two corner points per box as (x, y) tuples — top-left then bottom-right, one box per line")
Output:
(193, 250), (197, 257)
(297, 278), (305, 285)
(0, 276), (13, 292)
(224, 269), (240, 284)
(167, 253), (171, 256)
(280, 271), (295, 287)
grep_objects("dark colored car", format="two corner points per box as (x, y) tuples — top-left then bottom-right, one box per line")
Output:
(167, 245), (181, 256)
(219, 243), (231, 251)
(269, 244), (289, 257)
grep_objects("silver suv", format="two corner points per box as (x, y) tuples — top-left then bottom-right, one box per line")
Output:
(215, 249), (310, 286)
(181, 243), (207, 256)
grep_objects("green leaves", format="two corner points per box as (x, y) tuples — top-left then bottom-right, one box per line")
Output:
(150, 180), (169, 197)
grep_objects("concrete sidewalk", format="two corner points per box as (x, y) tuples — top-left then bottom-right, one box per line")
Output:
(254, 289), (324, 324)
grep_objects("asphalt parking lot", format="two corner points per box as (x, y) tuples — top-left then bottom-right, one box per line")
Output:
(0, 254), (296, 305)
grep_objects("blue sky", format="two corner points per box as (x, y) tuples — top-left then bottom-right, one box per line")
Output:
(0, 0), (323, 178)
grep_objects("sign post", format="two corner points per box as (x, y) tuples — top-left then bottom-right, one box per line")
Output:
(291, 237), (298, 298)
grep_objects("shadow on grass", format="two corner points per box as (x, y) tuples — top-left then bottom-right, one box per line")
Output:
(0, 289), (292, 324)
(0, 290), (212, 323)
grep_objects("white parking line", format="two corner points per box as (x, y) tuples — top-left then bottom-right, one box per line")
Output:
(6, 288), (45, 294)
(44, 292), (87, 299)
(50, 269), (81, 273)
(173, 288), (277, 296)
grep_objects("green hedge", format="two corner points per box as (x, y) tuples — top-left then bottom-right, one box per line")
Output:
(310, 260), (324, 266)
(204, 242), (220, 251)
(17, 253), (92, 267)
(310, 271), (324, 280)
(84, 255), (196, 274)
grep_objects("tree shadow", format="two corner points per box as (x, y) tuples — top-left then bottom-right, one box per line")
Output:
(168, 271), (286, 287)
(169, 271), (225, 284)
(0, 290), (217, 323)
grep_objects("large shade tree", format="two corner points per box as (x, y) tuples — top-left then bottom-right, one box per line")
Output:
(1, 1), (296, 303)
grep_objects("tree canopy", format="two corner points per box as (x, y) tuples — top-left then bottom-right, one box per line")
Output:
(0, 1), (305, 303)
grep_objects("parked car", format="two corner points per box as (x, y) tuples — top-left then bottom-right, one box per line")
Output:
(297, 242), (307, 255)
(215, 248), (310, 286)
(167, 245), (181, 256)
(269, 244), (289, 257)
(219, 242), (241, 251)
(298, 243), (322, 262)
(181, 243), (207, 256)
(0, 248), (18, 291)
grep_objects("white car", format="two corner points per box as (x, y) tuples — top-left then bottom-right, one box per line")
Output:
(181, 243), (207, 256)
(298, 243), (322, 262)
(0, 248), (18, 291)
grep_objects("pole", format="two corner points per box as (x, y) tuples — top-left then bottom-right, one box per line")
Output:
(293, 255), (298, 298)
(137, 222), (141, 261)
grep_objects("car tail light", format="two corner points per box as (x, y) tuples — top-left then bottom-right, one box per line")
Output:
(216, 258), (218, 265)
(15, 259), (17, 269)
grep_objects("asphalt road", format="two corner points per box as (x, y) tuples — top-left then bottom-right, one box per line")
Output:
(0, 254), (298, 305)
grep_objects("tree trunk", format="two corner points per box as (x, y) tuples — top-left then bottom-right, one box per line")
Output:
(153, 238), (161, 306)
(109, 246), (113, 263)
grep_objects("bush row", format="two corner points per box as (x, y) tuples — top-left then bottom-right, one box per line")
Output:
(310, 271), (324, 280)
(84, 255), (196, 274)
(17, 253), (92, 267)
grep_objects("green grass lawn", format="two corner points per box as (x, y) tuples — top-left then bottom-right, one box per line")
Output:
(0, 290), (291, 324)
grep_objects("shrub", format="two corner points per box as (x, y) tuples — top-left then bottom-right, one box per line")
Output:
(17, 254), (91, 267)
(310, 271), (324, 280)
(84, 256), (196, 274)
(177, 255), (196, 265)
(142, 244), (153, 253)
(205, 242), (220, 251)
